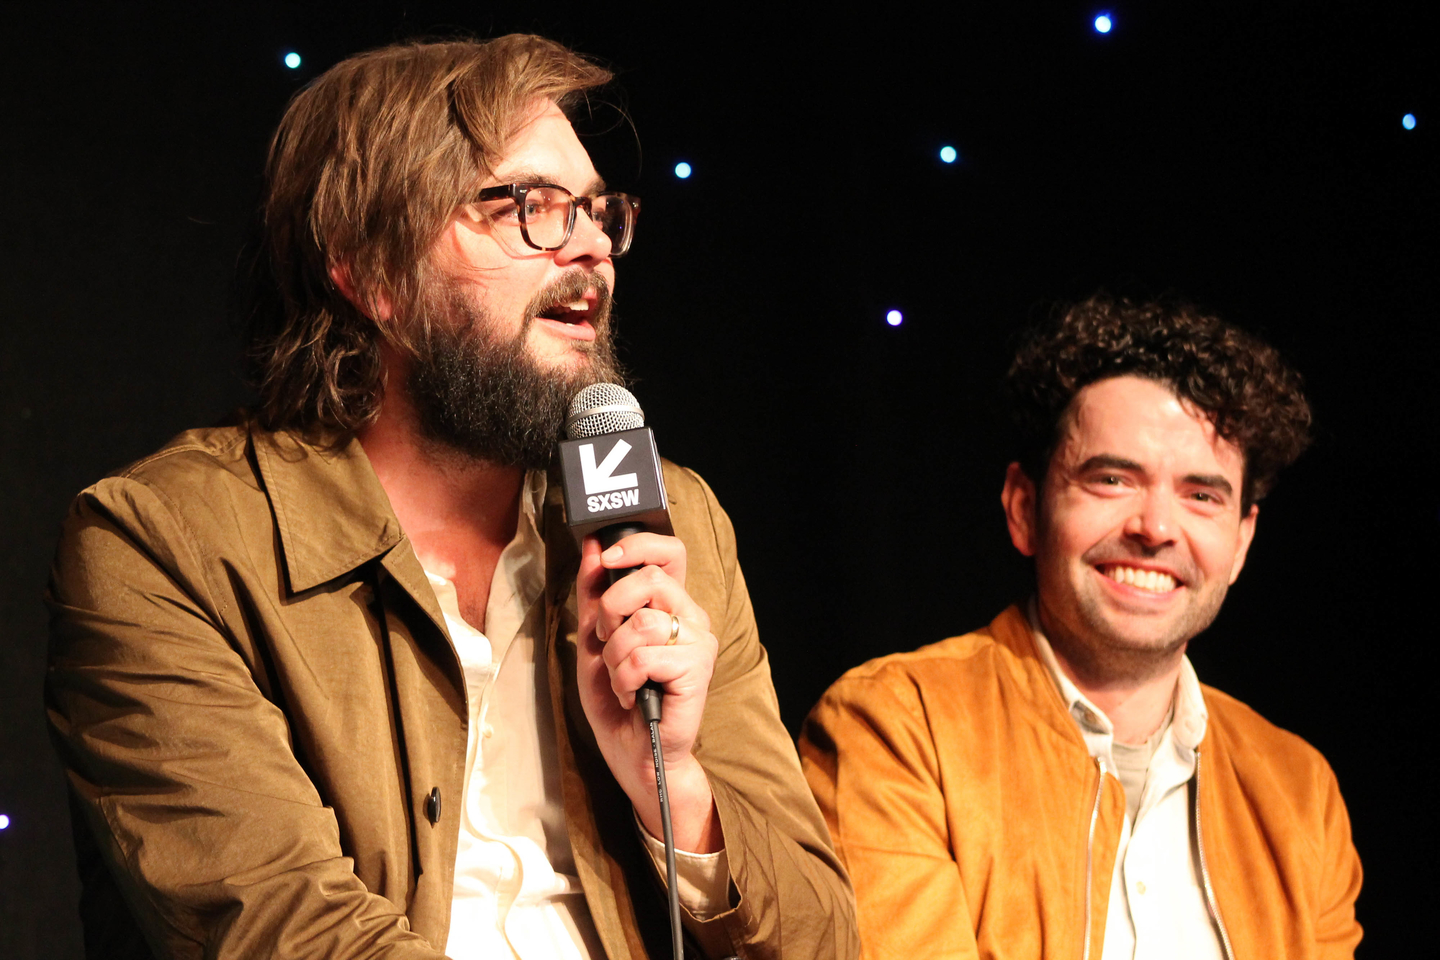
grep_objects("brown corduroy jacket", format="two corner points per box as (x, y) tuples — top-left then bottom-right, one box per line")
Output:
(800, 606), (1362, 960)
(46, 423), (858, 960)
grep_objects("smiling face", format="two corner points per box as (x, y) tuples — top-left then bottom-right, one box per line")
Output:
(1001, 375), (1258, 684)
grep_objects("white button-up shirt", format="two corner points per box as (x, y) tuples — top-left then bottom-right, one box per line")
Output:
(1028, 606), (1224, 960)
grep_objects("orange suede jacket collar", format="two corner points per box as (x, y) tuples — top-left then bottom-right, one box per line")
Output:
(801, 605), (1362, 960)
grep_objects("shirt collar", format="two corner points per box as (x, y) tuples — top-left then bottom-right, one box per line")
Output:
(1025, 597), (1208, 752)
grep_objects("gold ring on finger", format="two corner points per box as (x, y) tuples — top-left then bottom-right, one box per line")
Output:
(667, 613), (681, 645)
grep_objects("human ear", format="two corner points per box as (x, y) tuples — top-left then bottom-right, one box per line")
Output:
(1001, 462), (1040, 557)
(328, 261), (393, 321)
(1227, 503), (1259, 585)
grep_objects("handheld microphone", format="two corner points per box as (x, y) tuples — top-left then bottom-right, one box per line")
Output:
(559, 383), (683, 960)
(559, 383), (671, 721)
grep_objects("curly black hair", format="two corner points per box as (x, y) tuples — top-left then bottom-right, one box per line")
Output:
(1006, 295), (1312, 509)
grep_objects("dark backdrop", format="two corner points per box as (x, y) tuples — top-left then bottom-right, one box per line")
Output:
(3, 3), (1433, 957)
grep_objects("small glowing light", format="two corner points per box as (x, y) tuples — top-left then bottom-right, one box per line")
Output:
(1402, 113), (1417, 130)
(939, 145), (958, 164)
(0, 814), (9, 830)
(284, 52), (302, 69)
(1094, 14), (1113, 34)
(886, 309), (904, 327)
(674, 162), (692, 179)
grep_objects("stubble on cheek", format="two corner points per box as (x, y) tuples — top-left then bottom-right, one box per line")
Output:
(1036, 539), (1225, 686)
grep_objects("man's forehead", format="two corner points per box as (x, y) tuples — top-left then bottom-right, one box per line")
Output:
(1056, 375), (1244, 474)
(488, 99), (604, 192)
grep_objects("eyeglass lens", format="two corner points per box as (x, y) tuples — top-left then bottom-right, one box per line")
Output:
(519, 186), (633, 253)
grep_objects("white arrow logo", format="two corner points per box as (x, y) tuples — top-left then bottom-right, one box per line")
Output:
(579, 440), (639, 494)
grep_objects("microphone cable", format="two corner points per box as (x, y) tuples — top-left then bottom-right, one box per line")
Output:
(638, 684), (682, 960)
(601, 522), (684, 960)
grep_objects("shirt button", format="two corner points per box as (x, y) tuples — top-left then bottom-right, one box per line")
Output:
(483, 723), (495, 739)
(1135, 880), (1147, 896)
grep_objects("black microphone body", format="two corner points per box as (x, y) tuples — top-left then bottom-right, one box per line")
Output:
(558, 386), (674, 714)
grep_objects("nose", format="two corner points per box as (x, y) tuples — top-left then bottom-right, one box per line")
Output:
(554, 205), (613, 265)
(1124, 489), (1176, 546)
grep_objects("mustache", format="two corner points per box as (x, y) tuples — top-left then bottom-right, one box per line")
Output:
(524, 270), (613, 328)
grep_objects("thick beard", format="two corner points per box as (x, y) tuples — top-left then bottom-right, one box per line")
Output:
(406, 273), (625, 469)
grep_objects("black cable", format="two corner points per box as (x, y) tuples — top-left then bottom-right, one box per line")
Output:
(640, 694), (683, 960)
(601, 522), (684, 960)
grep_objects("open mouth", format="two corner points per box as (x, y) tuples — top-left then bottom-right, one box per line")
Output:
(1098, 564), (1179, 594)
(536, 298), (594, 325)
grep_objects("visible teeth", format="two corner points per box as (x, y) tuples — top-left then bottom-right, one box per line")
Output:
(1104, 566), (1175, 593)
(566, 299), (588, 311)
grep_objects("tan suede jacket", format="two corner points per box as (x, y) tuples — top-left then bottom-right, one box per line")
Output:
(800, 606), (1361, 960)
(46, 423), (858, 960)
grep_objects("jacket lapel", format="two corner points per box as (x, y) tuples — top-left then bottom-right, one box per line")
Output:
(250, 425), (451, 639)
(251, 424), (467, 942)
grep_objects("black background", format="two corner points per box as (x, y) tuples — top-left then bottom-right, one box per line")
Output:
(2, 2), (1434, 956)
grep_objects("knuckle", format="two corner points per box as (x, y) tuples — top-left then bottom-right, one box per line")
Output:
(645, 607), (672, 637)
(602, 644), (625, 671)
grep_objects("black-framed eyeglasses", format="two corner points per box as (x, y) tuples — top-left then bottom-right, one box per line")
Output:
(473, 182), (641, 256)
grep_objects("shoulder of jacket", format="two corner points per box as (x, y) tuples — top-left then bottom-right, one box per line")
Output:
(654, 459), (739, 585)
(1202, 684), (1334, 777)
(78, 424), (260, 528)
(660, 458), (716, 505)
(830, 627), (1008, 693)
(111, 423), (253, 484)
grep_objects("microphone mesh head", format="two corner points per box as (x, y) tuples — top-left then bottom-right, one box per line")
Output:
(565, 383), (645, 439)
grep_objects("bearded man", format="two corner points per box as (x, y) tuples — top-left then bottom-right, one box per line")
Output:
(801, 297), (1362, 959)
(45, 36), (857, 960)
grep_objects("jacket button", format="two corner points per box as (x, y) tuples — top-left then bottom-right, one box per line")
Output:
(425, 787), (442, 824)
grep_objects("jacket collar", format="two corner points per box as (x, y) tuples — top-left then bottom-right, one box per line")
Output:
(984, 604), (1089, 745)
(250, 426), (406, 594)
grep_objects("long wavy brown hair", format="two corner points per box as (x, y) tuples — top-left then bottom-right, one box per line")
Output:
(1006, 295), (1312, 509)
(245, 35), (612, 437)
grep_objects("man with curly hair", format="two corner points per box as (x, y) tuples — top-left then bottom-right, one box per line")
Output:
(801, 296), (1362, 959)
(45, 36), (857, 960)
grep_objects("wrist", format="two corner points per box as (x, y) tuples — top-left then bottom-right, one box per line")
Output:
(633, 753), (722, 853)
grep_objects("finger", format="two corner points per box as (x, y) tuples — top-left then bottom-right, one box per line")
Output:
(595, 565), (709, 642)
(596, 531), (688, 585)
(577, 535), (612, 641)
(601, 607), (685, 674)
(578, 535), (607, 597)
(606, 630), (718, 708)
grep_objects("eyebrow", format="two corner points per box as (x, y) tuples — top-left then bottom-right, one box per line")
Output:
(1182, 472), (1234, 496)
(1076, 455), (1144, 474)
(1075, 455), (1234, 496)
(491, 168), (607, 195)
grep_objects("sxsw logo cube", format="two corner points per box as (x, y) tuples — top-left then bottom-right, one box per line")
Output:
(559, 427), (672, 538)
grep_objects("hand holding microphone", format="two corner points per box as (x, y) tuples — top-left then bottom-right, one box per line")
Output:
(560, 385), (721, 852)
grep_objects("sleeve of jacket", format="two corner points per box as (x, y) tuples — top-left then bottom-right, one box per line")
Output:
(45, 476), (446, 960)
(1314, 759), (1363, 960)
(799, 670), (980, 960)
(667, 466), (859, 960)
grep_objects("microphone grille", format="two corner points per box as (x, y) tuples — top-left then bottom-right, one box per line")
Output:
(565, 383), (645, 439)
